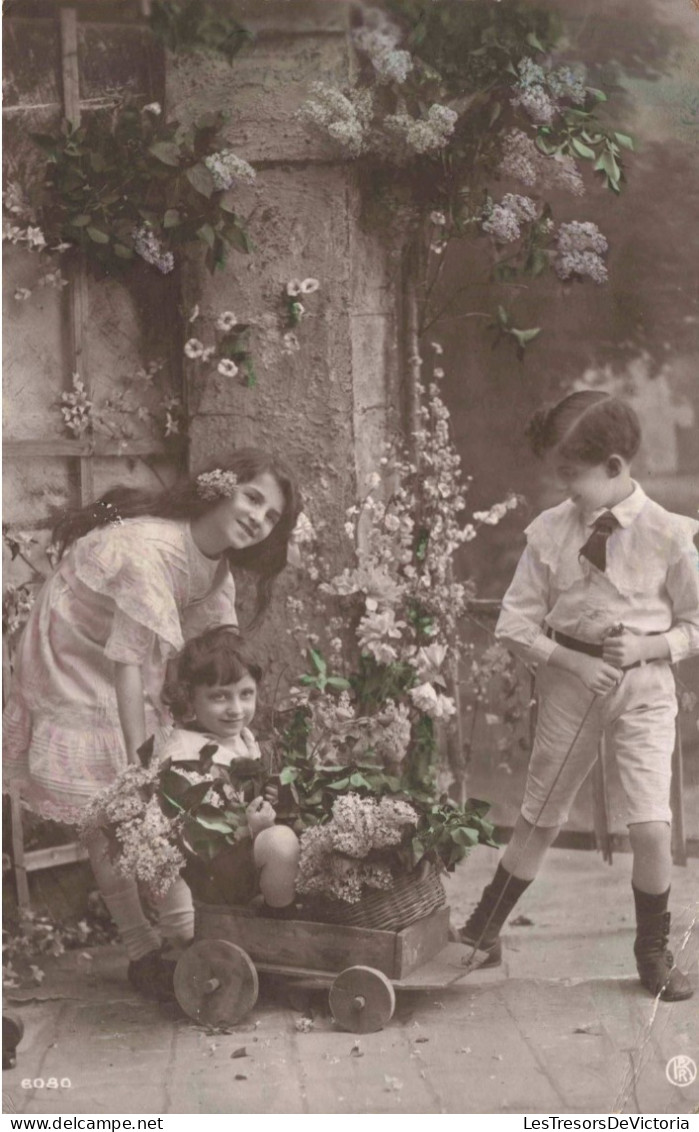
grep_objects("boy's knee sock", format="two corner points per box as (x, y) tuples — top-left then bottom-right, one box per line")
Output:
(86, 832), (160, 962)
(463, 863), (532, 945)
(155, 877), (195, 945)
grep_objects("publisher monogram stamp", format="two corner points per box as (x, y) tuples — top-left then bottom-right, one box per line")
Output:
(666, 1056), (698, 1088)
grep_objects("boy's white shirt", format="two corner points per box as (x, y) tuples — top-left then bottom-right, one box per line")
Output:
(496, 481), (699, 667)
(160, 725), (262, 767)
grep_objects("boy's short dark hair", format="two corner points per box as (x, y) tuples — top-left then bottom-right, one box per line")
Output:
(525, 390), (642, 465)
(163, 625), (262, 723)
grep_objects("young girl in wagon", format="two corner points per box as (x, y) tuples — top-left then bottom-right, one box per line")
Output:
(458, 390), (699, 1002)
(159, 624), (300, 911)
(3, 448), (300, 998)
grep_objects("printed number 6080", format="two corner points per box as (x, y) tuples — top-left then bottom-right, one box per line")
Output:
(21, 1078), (72, 1089)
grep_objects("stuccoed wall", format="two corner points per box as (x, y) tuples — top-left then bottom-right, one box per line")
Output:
(166, 1), (403, 694)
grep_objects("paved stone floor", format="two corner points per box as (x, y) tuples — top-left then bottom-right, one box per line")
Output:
(3, 848), (698, 1115)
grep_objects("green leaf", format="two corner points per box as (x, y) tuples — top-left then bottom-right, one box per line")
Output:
(149, 141), (182, 167)
(326, 676), (351, 690)
(181, 781), (214, 809)
(226, 224), (252, 254)
(525, 31), (546, 52)
(595, 149), (621, 190)
(136, 736), (155, 769)
(349, 773), (372, 789)
(571, 137), (596, 160)
(510, 326), (541, 348)
(327, 777), (351, 790)
(309, 648), (327, 676)
(163, 208), (181, 228)
(69, 214), (92, 227)
(411, 836), (425, 865)
(279, 767), (298, 785)
(185, 163), (215, 198)
(86, 226), (110, 244)
(450, 826), (479, 847)
(587, 87), (608, 102)
(197, 222), (216, 248)
(614, 131), (634, 151)
(192, 805), (235, 833)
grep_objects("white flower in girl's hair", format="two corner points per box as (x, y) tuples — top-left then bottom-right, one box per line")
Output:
(196, 469), (239, 501)
(290, 511), (315, 545)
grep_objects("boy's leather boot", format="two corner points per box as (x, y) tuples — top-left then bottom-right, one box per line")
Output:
(457, 863), (532, 968)
(634, 910), (693, 1002)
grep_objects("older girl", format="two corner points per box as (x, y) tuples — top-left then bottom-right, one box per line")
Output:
(3, 448), (300, 997)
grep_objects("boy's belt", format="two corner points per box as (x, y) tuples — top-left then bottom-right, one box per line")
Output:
(544, 626), (661, 670)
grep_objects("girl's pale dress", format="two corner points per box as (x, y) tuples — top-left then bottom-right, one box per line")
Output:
(2, 517), (237, 824)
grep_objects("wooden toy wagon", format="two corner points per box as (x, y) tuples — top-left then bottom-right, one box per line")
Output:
(174, 875), (483, 1033)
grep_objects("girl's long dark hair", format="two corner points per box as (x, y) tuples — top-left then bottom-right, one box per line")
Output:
(52, 448), (301, 621)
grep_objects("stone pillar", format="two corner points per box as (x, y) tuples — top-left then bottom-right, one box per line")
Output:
(166, 1), (402, 687)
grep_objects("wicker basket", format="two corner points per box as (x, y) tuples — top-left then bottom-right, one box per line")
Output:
(303, 865), (446, 932)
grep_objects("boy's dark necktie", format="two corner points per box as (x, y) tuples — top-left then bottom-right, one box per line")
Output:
(579, 511), (619, 572)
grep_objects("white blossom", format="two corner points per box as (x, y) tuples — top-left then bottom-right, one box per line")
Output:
(132, 223), (174, 273)
(383, 104), (458, 155)
(217, 358), (239, 377)
(216, 311), (237, 332)
(554, 221), (609, 283)
(184, 338), (205, 359)
(204, 150), (257, 191)
(500, 129), (585, 197)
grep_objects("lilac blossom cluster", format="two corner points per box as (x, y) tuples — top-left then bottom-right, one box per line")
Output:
(114, 797), (186, 898)
(203, 150), (257, 191)
(481, 193), (539, 242)
(553, 220), (609, 283)
(132, 223), (175, 274)
(351, 7), (413, 85)
(298, 82), (375, 157)
(301, 691), (412, 769)
(511, 57), (587, 125)
(500, 129), (585, 197)
(383, 104), (458, 155)
(295, 793), (418, 904)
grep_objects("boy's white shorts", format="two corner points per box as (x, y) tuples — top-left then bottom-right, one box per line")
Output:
(521, 661), (676, 828)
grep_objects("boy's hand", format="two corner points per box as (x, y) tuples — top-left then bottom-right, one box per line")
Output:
(602, 631), (644, 670)
(570, 654), (623, 695)
(246, 796), (276, 838)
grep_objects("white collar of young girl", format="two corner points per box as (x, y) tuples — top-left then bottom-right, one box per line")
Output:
(196, 470), (239, 501)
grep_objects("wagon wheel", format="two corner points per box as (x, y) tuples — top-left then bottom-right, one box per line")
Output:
(2, 1011), (24, 1069)
(174, 940), (259, 1028)
(329, 966), (396, 1033)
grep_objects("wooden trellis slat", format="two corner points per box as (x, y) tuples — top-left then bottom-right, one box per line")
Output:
(5, 438), (172, 458)
(60, 6), (93, 508)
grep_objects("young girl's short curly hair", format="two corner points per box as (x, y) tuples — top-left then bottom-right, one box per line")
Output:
(525, 390), (641, 465)
(163, 625), (263, 723)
